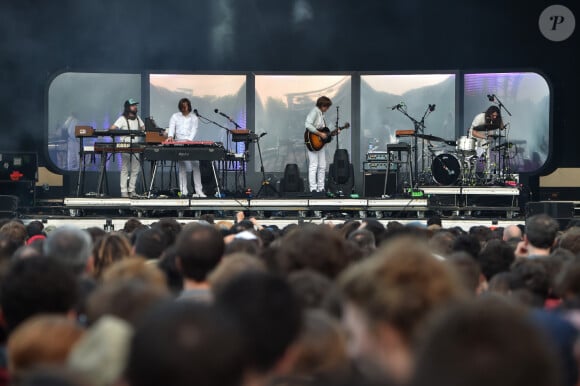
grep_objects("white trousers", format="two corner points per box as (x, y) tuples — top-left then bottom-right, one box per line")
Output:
(120, 153), (141, 194)
(307, 149), (326, 192)
(178, 160), (203, 196)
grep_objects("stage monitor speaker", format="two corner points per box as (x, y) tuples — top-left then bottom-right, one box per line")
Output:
(0, 195), (19, 217)
(525, 201), (575, 230)
(363, 171), (396, 197)
(280, 163), (304, 194)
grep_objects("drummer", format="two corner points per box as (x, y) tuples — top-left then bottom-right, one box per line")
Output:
(468, 105), (505, 157)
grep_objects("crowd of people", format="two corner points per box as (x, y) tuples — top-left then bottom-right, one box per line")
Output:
(1, 212), (580, 386)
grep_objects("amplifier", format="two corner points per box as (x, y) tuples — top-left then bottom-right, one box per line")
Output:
(363, 171), (396, 197)
(366, 152), (389, 161)
(363, 161), (396, 171)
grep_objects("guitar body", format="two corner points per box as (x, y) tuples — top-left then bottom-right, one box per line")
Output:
(304, 123), (350, 152)
(304, 127), (332, 152)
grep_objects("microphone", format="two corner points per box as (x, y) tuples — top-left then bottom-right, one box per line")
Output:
(391, 103), (402, 110)
(193, 109), (199, 117)
(259, 132), (267, 138)
(429, 104), (436, 112)
(487, 94), (495, 102)
(214, 109), (219, 114)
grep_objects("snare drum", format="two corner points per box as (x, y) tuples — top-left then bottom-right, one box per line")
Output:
(457, 136), (476, 153)
(431, 153), (461, 185)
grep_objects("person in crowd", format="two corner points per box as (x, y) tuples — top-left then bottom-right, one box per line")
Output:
(175, 223), (224, 301)
(208, 253), (266, 295)
(42, 226), (92, 276)
(517, 214), (560, 258)
(411, 297), (562, 386)
(133, 228), (166, 261)
(215, 272), (302, 386)
(7, 316), (84, 378)
(503, 224), (523, 242)
(92, 233), (132, 279)
(477, 239), (516, 281)
(338, 238), (465, 383)
(0, 221), (27, 246)
(0, 257), (79, 333)
(126, 302), (244, 386)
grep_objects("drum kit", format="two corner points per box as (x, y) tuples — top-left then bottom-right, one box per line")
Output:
(390, 96), (519, 188)
(426, 127), (516, 186)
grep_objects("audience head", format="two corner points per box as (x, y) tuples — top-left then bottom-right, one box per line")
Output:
(525, 214), (560, 251)
(134, 228), (166, 260)
(87, 279), (169, 326)
(411, 297), (561, 386)
(43, 226), (92, 275)
(175, 223), (224, 283)
(7, 315), (84, 376)
(509, 259), (550, 307)
(215, 272), (302, 373)
(446, 252), (483, 295)
(348, 229), (376, 257)
(477, 239), (515, 281)
(288, 269), (333, 310)
(558, 227), (580, 255)
(338, 238), (464, 381)
(428, 231), (456, 258)
(451, 234), (481, 258)
(208, 253), (266, 294)
(91, 233), (132, 278)
(0, 220), (27, 246)
(127, 302), (244, 386)
(503, 224), (523, 241)
(152, 218), (181, 246)
(0, 257), (79, 332)
(274, 227), (353, 279)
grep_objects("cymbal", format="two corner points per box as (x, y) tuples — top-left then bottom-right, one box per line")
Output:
(473, 123), (501, 132)
(416, 133), (445, 142)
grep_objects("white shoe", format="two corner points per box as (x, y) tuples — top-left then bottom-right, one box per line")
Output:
(121, 192), (129, 198)
(198, 192), (207, 198)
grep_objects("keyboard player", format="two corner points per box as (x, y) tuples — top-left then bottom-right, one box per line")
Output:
(166, 98), (207, 198)
(110, 98), (145, 198)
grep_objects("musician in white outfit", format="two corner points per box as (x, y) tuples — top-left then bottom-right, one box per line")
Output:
(110, 98), (145, 198)
(166, 98), (206, 198)
(305, 96), (333, 192)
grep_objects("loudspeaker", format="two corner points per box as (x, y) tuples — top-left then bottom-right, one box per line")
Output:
(280, 164), (304, 193)
(0, 182), (35, 207)
(526, 201), (575, 229)
(363, 171), (396, 197)
(0, 195), (19, 216)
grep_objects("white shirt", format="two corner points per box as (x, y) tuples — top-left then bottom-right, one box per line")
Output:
(168, 112), (199, 141)
(305, 107), (327, 134)
(468, 112), (486, 138)
(112, 115), (145, 142)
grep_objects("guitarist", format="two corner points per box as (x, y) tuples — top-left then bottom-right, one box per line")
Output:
(305, 96), (334, 192)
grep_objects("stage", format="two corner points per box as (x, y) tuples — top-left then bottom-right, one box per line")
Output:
(53, 186), (522, 219)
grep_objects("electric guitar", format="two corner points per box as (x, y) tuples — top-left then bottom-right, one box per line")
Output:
(304, 123), (350, 152)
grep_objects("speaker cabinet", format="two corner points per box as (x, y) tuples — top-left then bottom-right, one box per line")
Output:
(525, 201), (575, 229)
(363, 171), (396, 197)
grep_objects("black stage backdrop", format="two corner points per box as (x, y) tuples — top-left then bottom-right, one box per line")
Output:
(0, 0), (577, 196)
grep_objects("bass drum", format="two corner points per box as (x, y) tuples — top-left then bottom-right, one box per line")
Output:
(431, 153), (461, 185)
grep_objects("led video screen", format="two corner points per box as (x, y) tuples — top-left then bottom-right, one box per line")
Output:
(48, 72), (141, 171)
(255, 75), (351, 173)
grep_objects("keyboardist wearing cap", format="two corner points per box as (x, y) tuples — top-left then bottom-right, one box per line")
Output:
(110, 98), (145, 198)
(166, 98), (207, 198)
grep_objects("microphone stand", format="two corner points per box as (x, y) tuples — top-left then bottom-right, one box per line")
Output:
(394, 104), (431, 188)
(196, 111), (231, 195)
(491, 96), (513, 181)
(335, 106), (340, 152)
